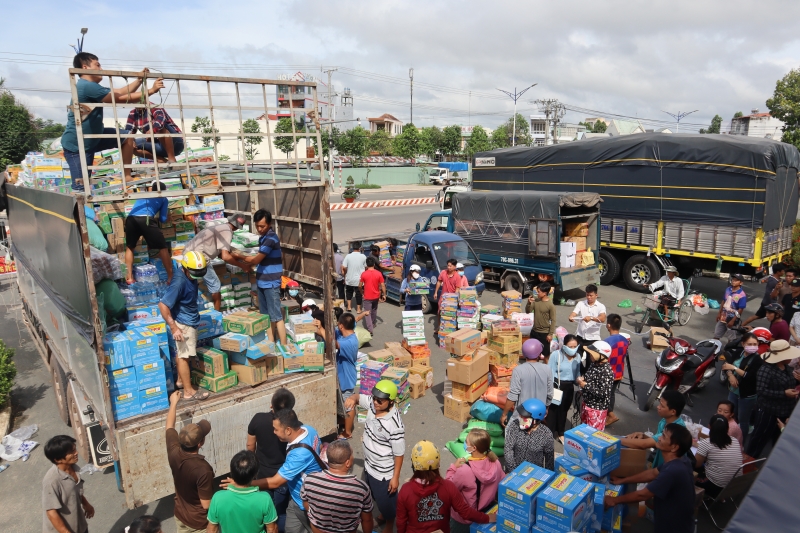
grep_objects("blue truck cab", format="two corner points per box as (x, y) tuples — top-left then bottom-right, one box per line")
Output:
(346, 231), (485, 313)
(418, 191), (602, 295)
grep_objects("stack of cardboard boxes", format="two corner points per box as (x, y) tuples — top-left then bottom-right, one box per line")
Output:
(497, 462), (554, 533)
(210, 312), (275, 386)
(402, 311), (426, 346)
(457, 287), (480, 329)
(488, 320), (523, 361)
(501, 290), (523, 318)
(374, 240), (393, 268)
(443, 328), (487, 423)
(438, 293), (459, 347)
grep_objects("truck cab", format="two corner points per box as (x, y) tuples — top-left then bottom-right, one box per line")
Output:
(427, 162), (469, 186)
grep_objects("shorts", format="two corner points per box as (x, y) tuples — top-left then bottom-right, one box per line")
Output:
(341, 389), (355, 412)
(64, 128), (129, 191)
(125, 215), (168, 250)
(363, 470), (397, 522)
(135, 123), (185, 158)
(175, 323), (198, 359)
(257, 285), (283, 323)
(175, 518), (206, 533)
(754, 305), (768, 319)
(203, 266), (221, 294)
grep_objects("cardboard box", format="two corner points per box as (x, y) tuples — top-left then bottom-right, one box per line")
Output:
(126, 318), (168, 346)
(215, 332), (251, 353)
(224, 312), (269, 336)
(304, 353), (325, 372)
(197, 309), (224, 339)
(232, 356), (282, 386)
(491, 320), (521, 337)
(564, 236), (587, 251)
(414, 356), (431, 368)
(554, 455), (607, 483)
(447, 348), (489, 385)
(408, 365), (434, 389)
(535, 474), (594, 533)
(445, 328), (483, 357)
(609, 447), (648, 478)
(649, 327), (670, 350)
(498, 462), (555, 525)
(191, 370), (238, 392)
(444, 393), (471, 423)
(451, 374), (490, 402)
(191, 347), (230, 377)
(368, 349), (395, 364)
(111, 216), (126, 235)
(564, 221), (590, 237)
(104, 332), (132, 370)
(481, 347), (511, 367)
(111, 389), (140, 420)
(127, 305), (160, 322)
(384, 342), (413, 361)
(139, 385), (169, 414)
(134, 357), (168, 390)
(408, 374), (425, 398)
(393, 354), (413, 369)
(589, 482), (623, 533)
(488, 334), (522, 355)
(127, 329), (161, 361)
(108, 366), (138, 392)
(563, 424), (621, 477)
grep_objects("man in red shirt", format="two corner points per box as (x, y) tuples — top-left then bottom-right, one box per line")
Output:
(360, 256), (386, 335)
(434, 258), (462, 301)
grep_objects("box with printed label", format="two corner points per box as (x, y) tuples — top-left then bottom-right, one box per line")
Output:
(126, 328), (161, 361)
(413, 356), (430, 368)
(302, 341), (324, 356)
(554, 455), (607, 484)
(127, 317), (168, 346)
(563, 424), (621, 477)
(304, 353), (324, 372)
(488, 334), (522, 355)
(443, 393), (471, 423)
(232, 354), (284, 385)
(447, 348), (489, 385)
(135, 357), (168, 390)
(384, 342), (413, 361)
(104, 332), (133, 370)
(191, 370), (238, 392)
(381, 366), (409, 386)
(191, 347), (230, 377)
(498, 462), (555, 525)
(111, 389), (141, 420)
(108, 366), (138, 392)
(471, 522), (497, 533)
(408, 374), (425, 398)
(214, 332), (251, 353)
(368, 349), (395, 364)
(588, 482), (622, 533)
(127, 305), (160, 321)
(393, 354), (413, 369)
(224, 312), (269, 336)
(451, 374), (489, 402)
(445, 328), (482, 356)
(283, 353), (305, 373)
(408, 364), (434, 389)
(535, 474), (594, 533)
(139, 385), (169, 414)
(197, 309), (224, 339)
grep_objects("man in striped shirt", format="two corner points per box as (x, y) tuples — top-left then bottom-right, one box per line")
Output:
(344, 380), (405, 533)
(301, 440), (373, 533)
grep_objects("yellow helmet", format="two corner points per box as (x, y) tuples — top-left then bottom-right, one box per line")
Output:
(410, 440), (440, 471)
(181, 251), (208, 279)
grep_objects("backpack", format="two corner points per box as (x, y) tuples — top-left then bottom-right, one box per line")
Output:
(287, 442), (328, 471)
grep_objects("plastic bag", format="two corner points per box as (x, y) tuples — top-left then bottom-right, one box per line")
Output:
(708, 299), (720, 309)
(618, 299), (632, 308)
(0, 424), (39, 462)
(446, 440), (469, 460)
(79, 463), (101, 475)
(469, 400), (503, 424)
(481, 387), (509, 408)
(354, 327), (372, 348)
(466, 419), (505, 438)
(90, 247), (122, 282)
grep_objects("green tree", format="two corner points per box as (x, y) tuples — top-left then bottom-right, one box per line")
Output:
(592, 121), (607, 133)
(733, 111), (744, 118)
(191, 116), (220, 147)
(0, 339), (16, 409)
(241, 118), (263, 160)
(419, 126), (444, 159)
(0, 80), (39, 169)
(699, 114), (723, 134)
(313, 126), (341, 158)
(338, 126), (369, 163)
(368, 129), (393, 156)
(491, 123), (510, 149)
(441, 125), (463, 158)
(767, 68), (800, 149)
(465, 125), (491, 159)
(393, 123), (421, 159)
(273, 117), (297, 156)
(32, 118), (66, 148)
(506, 113), (532, 146)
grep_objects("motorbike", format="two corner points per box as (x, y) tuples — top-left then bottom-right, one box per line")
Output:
(644, 327), (723, 411)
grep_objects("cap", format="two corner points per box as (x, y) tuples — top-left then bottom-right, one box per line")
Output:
(762, 339), (800, 364)
(409, 264), (421, 272)
(791, 278), (800, 287)
(227, 214), (247, 230)
(731, 273), (744, 281)
(456, 262), (465, 269)
(665, 266), (678, 273)
(301, 299), (316, 309)
(178, 420), (211, 448)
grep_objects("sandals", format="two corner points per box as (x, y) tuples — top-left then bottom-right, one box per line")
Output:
(182, 390), (211, 401)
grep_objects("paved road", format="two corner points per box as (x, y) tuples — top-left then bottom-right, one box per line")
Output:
(328, 185), (439, 203)
(331, 202), (441, 243)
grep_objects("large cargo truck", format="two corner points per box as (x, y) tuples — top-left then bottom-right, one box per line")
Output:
(472, 134), (800, 290)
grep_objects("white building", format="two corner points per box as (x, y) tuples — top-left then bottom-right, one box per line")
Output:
(367, 114), (403, 137)
(554, 123), (587, 143)
(530, 114), (548, 146)
(606, 119), (646, 136)
(729, 109), (784, 140)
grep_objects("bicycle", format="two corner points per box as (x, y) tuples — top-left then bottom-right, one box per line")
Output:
(634, 278), (696, 333)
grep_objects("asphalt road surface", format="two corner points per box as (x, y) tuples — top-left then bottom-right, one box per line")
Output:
(0, 265), (767, 532)
(328, 185), (438, 203)
(332, 203), (441, 244)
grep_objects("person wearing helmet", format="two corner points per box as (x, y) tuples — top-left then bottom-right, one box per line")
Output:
(645, 266), (684, 317)
(501, 338), (553, 428)
(183, 214), (253, 312)
(743, 262), (786, 328)
(283, 278), (300, 300)
(401, 265), (425, 311)
(234, 209), (287, 345)
(714, 273), (747, 340)
(721, 331), (765, 445)
(124, 181), (173, 285)
(158, 250), (210, 401)
(396, 440), (495, 533)
(344, 380), (405, 533)
(455, 263), (469, 288)
(576, 340), (615, 430)
(762, 303), (790, 342)
(504, 398), (554, 473)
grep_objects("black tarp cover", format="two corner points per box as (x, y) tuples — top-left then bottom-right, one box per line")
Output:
(473, 134), (800, 230)
(452, 191), (601, 223)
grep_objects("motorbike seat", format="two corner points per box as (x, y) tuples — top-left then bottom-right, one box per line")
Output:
(695, 344), (717, 359)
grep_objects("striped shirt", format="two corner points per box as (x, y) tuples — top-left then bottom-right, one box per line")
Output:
(358, 394), (405, 480)
(696, 437), (742, 488)
(300, 470), (373, 533)
(256, 228), (283, 289)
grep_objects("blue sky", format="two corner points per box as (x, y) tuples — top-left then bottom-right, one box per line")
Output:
(2, 0), (800, 132)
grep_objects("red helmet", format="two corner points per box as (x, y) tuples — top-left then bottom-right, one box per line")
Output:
(751, 327), (772, 344)
(286, 279), (299, 288)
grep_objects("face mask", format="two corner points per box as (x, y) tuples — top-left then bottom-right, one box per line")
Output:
(744, 345), (759, 354)
(563, 346), (579, 356)
(288, 290), (299, 297)
(412, 272), (420, 279)
(304, 310), (312, 316)
(518, 417), (533, 430)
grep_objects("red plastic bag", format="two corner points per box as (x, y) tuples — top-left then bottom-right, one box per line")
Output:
(482, 387), (509, 408)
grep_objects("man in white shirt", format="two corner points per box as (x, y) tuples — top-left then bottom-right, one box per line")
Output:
(646, 266), (684, 317)
(341, 242), (367, 314)
(569, 283), (607, 346)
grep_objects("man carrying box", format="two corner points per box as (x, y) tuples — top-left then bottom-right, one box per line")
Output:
(159, 251), (210, 401)
(125, 181), (173, 285)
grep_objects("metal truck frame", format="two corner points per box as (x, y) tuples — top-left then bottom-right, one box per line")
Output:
(7, 69), (338, 508)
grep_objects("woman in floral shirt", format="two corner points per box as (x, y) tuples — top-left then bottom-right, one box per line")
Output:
(576, 340), (615, 430)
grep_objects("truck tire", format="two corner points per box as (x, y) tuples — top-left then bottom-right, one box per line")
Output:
(623, 255), (660, 292)
(503, 273), (524, 293)
(598, 250), (621, 285)
(421, 295), (432, 315)
(51, 360), (71, 427)
(67, 386), (90, 463)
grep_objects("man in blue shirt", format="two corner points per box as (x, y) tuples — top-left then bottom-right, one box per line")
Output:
(125, 181), (172, 284)
(714, 273), (748, 340)
(158, 251), (210, 401)
(61, 52), (164, 192)
(224, 409), (322, 533)
(335, 312), (360, 438)
(235, 209), (286, 345)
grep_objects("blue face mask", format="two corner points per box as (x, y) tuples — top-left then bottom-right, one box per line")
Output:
(563, 345), (579, 356)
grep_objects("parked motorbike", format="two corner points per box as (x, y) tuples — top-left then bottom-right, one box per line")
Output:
(644, 328), (723, 411)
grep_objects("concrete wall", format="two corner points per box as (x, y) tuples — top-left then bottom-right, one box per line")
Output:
(328, 166), (473, 186)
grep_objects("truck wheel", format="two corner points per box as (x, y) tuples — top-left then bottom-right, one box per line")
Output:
(503, 274), (524, 293)
(51, 360), (71, 427)
(598, 250), (621, 285)
(67, 386), (90, 463)
(623, 255), (660, 292)
(421, 295), (432, 314)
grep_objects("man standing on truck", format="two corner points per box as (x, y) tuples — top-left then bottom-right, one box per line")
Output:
(342, 242), (367, 314)
(159, 251), (211, 401)
(166, 391), (214, 533)
(526, 282), (556, 361)
(569, 284), (607, 347)
(125, 181), (173, 285)
(183, 215), (252, 312)
(62, 52), (164, 191)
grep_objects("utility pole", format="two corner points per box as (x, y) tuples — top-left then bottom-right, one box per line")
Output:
(322, 67), (339, 189)
(409, 68), (414, 125)
(532, 99), (565, 145)
(662, 109), (698, 133)
(497, 84), (537, 146)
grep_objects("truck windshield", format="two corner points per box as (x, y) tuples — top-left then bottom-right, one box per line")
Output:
(429, 169), (443, 176)
(432, 241), (479, 267)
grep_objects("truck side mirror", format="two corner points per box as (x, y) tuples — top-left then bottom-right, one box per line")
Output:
(416, 222), (420, 231)
(426, 260), (434, 270)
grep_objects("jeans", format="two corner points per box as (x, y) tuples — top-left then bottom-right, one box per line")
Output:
(134, 123), (185, 158)
(363, 298), (379, 333)
(267, 485), (290, 533)
(727, 391), (740, 419)
(345, 284), (362, 309)
(737, 395), (757, 450)
(257, 285), (283, 323)
(64, 128), (129, 191)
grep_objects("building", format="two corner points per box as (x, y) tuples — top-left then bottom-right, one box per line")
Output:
(367, 114), (403, 137)
(729, 109), (784, 139)
(530, 114), (548, 146)
(578, 132), (611, 141)
(276, 72), (355, 132)
(644, 128), (673, 134)
(554, 123), (587, 143)
(583, 117), (608, 129)
(606, 119), (645, 136)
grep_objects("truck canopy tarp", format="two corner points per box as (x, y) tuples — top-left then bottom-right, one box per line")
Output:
(473, 133), (800, 230)
(725, 412), (800, 532)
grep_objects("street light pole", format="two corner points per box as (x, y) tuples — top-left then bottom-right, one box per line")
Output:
(497, 83), (537, 146)
(409, 68), (414, 125)
(661, 109), (699, 133)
